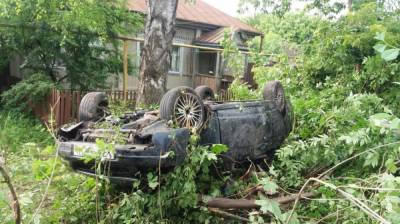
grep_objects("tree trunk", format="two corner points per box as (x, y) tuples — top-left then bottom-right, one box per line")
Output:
(347, 0), (352, 12)
(136, 0), (179, 105)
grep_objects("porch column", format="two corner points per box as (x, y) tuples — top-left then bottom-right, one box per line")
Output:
(123, 40), (129, 101)
(192, 48), (199, 88)
(215, 52), (221, 92)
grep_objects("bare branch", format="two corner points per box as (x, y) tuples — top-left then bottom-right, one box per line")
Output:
(208, 208), (250, 222)
(203, 191), (316, 209)
(0, 158), (21, 224)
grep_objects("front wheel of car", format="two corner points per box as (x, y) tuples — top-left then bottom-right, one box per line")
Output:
(160, 87), (205, 129)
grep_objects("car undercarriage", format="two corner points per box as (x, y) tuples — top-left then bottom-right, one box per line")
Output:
(57, 81), (293, 182)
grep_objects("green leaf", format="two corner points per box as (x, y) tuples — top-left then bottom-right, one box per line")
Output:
(375, 32), (385, 41)
(385, 158), (397, 173)
(147, 173), (159, 190)
(364, 151), (379, 168)
(255, 198), (283, 220)
(381, 48), (400, 61)
(210, 144), (228, 154)
(260, 178), (278, 194)
(390, 118), (400, 130)
(370, 113), (392, 128)
(373, 43), (386, 53)
(282, 212), (300, 224)
(206, 152), (217, 161)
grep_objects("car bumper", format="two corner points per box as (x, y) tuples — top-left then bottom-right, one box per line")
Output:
(58, 128), (190, 179)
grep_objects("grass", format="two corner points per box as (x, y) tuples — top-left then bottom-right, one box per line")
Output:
(0, 111), (99, 223)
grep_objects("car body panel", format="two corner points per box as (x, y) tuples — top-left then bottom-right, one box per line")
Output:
(58, 99), (292, 181)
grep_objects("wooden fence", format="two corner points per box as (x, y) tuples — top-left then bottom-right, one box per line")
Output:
(194, 74), (234, 93)
(32, 88), (233, 127)
(32, 89), (137, 127)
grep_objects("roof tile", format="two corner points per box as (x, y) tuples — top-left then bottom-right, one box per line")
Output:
(127, 0), (261, 34)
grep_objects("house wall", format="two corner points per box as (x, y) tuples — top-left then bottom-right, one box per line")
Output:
(119, 27), (197, 91)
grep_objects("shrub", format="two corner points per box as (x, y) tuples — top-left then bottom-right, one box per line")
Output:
(1, 73), (54, 112)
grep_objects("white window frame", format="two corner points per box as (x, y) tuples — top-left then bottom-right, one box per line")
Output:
(169, 46), (183, 75)
(136, 42), (183, 75)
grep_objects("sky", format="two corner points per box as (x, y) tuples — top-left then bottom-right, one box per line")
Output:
(201, 0), (348, 18)
(201, 0), (308, 17)
(202, 0), (241, 17)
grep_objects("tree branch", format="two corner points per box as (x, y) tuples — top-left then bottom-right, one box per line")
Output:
(0, 158), (21, 224)
(203, 191), (316, 209)
(208, 208), (250, 222)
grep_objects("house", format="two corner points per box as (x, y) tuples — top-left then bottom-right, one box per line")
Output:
(123, 0), (262, 92)
(2, 0), (262, 93)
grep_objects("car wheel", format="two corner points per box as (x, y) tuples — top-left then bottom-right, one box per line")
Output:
(195, 85), (215, 101)
(160, 87), (205, 129)
(263, 81), (285, 113)
(79, 92), (108, 122)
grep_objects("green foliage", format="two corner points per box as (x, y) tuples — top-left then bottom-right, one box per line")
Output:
(221, 29), (259, 100)
(2, 1), (400, 223)
(239, 0), (292, 17)
(228, 79), (259, 100)
(244, 2), (400, 223)
(0, 0), (143, 90)
(0, 111), (52, 153)
(250, 3), (400, 110)
(108, 100), (134, 117)
(107, 144), (225, 223)
(374, 32), (400, 61)
(221, 29), (245, 79)
(1, 73), (54, 112)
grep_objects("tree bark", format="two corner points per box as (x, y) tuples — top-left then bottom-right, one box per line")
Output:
(347, 0), (352, 12)
(136, 0), (179, 105)
(203, 192), (316, 209)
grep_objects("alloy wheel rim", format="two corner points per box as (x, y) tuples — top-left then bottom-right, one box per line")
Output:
(174, 93), (203, 128)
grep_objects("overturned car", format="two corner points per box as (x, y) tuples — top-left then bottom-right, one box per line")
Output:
(57, 81), (293, 181)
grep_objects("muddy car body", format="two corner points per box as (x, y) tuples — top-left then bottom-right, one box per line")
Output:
(58, 81), (293, 181)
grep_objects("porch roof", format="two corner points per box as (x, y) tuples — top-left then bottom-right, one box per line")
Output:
(194, 27), (226, 46)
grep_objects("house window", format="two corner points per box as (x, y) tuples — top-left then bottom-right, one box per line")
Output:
(136, 44), (182, 74)
(170, 46), (181, 73)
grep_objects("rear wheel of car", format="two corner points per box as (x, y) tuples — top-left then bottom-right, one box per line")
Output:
(160, 87), (205, 129)
(263, 81), (285, 113)
(79, 92), (108, 122)
(195, 85), (215, 101)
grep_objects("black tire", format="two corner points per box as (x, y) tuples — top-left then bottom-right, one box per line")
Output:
(263, 81), (286, 113)
(195, 85), (215, 101)
(160, 87), (205, 129)
(79, 92), (108, 122)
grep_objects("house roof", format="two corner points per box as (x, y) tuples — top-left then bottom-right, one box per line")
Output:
(127, 0), (261, 35)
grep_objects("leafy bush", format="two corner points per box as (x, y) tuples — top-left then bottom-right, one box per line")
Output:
(0, 111), (52, 153)
(1, 73), (54, 112)
(0, 0), (143, 90)
(243, 3), (400, 222)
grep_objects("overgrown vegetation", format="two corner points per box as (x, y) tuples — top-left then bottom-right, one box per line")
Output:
(0, 0), (143, 111)
(0, 0), (143, 113)
(1, 1), (400, 223)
